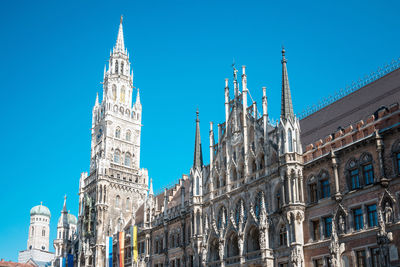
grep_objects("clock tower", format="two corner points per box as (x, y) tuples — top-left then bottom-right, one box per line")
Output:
(77, 17), (148, 267)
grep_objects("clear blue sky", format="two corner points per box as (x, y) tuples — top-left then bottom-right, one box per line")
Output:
(0, 0), (399, 261)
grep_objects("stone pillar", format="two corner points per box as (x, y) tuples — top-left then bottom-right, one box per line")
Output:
(331, 151), (342, 201)
(375, 130), (389, 186)
(242, 66), (249, 182)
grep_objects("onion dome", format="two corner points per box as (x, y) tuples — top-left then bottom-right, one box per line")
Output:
(67, 213), (78, 225)
(30, 202), (51, 218)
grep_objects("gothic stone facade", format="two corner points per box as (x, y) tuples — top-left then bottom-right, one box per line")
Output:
(73, 19), (400, 267)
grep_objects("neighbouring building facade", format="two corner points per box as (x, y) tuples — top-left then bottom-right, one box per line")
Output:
(56, 18), (400, 267)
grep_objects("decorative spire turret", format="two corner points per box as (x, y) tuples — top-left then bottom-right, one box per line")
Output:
(149, 178), (154, 196)
(115, 15), (125, 52)
(281, 47), (294, 120)
(193, 109), (203, 170)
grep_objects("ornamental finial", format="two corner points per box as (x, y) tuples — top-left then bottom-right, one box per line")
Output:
(120, 15), (123, 24)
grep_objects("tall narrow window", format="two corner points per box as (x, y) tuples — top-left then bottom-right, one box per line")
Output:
(324, 217), (332, 238)
(313, 259), (324, 267)
(363, 164), (374, 185)
(195, 176), (200, 195)
(312, 220), (320, 241)
(115, 60), (118, 73)
(367, 204), (378, 227)
(115, 127), (121, 138)
(279, 226), (287, 246)
(309, 183), (318, 203)
(126, 130), (131, 141)
(31, 226), (34, 236)
(114, 150), (120, 163)
(356, 250), (366, 267)
(350, 169), (360, 190)
(371, 248), (380, 267)
(397, 152), (400, 174)
(125, 154), (131, 166)
(121, 62), (124, 74)
(42, 228), (46, 237)
(126, 197), (130, 211)
(288, 129), (293, 152)
(320, 179), (331, 199)
(112, 85), (117, 101)
(120, 87), (125, 103)
(353, 208), (364, 230)
(116, 195), (120, 208)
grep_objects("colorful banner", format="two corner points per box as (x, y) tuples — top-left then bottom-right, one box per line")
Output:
(61, 257), (66, 267)
(119, 231), (125, 267)
(106, 236), (113, 267)
(133, 226), (138, 262)
(67, 254), (74, 267)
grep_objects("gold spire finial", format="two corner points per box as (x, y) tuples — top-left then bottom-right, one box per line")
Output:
(120, 15), (123, 24)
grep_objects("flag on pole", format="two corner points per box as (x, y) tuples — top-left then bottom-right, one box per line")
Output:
(119, 231), (125, 267)
(106, 236), (113, 267)
(133, 226), (138, 262)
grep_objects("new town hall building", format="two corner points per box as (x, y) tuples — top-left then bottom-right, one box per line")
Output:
(48, 18), (400, 267)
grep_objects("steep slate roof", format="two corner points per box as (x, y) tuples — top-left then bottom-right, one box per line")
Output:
(300, 67), (400, 147)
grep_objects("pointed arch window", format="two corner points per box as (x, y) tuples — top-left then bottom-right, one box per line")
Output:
(254, 191), (264, 219)
(195, 176), (200, 195)
(125, 153), (131, 166)
(360, 153), (374, 185)
(288, 129), (293, 152)
(347, 159), (360, 190)
(120, 86), (125, 103)
(116, 195), (120, 208)
(115, 127), (121, 138)
(279, 226), (287, 246)
(126, 197), (130, 211)
(121, 62), (124, 74)
(115, 60), (118, 74)
(114, 150), (120, 163)
(126, 130), (131, 141)
(112, 85), (117, 101)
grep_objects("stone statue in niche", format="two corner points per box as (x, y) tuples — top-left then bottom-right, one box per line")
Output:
(338, 214), (345, 233)
(384, 202), (393, 224)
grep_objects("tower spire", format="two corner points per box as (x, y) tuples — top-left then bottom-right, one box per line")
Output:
(62, 195), (67, 213)
(281, 46), (294, 120)
(115, 15), (125, 52)
(193, 109), (203, 169)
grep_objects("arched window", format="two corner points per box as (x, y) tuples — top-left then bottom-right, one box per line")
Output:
(115, 127), (121, 138)
(276, 186), (283, 210)
(114, 150), (120, 163)
(251, 158), (257, 173)
(126, 130), (131, 141)
(288, 129), (293, 152)
(254, 191), (264, 219)
(360, 153), (374, 185)
(120, 86), (125, 103)
(112, 85), (117, 101)
(319, 171), (330, 199)
(279, 226), (287, 246)
(195, 176), (200, 195)
(126, 197), (130, 211)
(346, 159), (360, 190)
(116, 195), (120, 208)
(281, 131), (285, 154)
(42, 228), (45, 236)
(125, 153), (131, 166)
(246, 227), (260, 252)
(308, 176), (318, 203)
(115, 60), (118, 73)
(31, 226), (34, 236)
(196, 212), (201, 234)
(121, 62), (124, 74)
